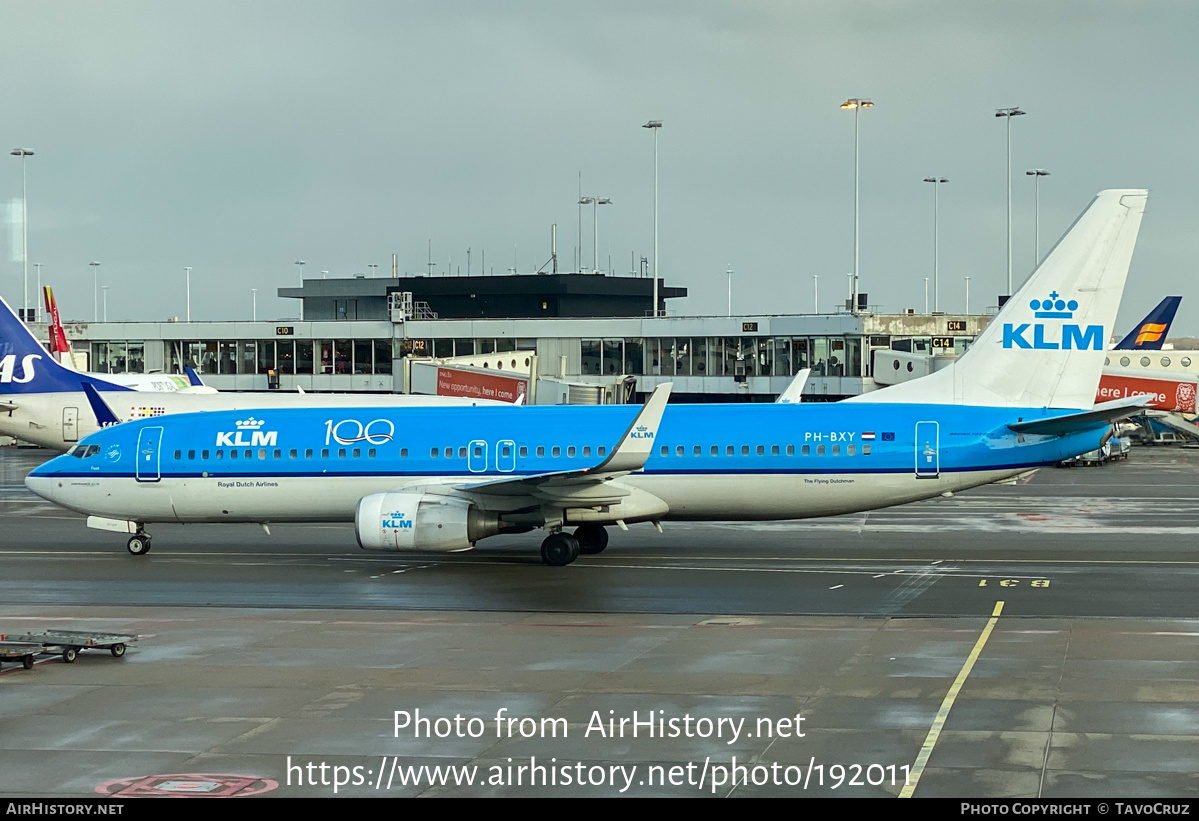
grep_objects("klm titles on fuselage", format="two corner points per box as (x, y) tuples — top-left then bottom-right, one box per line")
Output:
(215, 418), (277, 448)
(1002, 294), (1103, 351)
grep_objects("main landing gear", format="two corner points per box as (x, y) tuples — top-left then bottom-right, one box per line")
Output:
(126, 528), (152, 556)
(539, 525), (609, 566)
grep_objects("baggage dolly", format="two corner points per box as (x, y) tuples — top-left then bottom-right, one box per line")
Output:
(0, 642), (40, 670)
(0, 630), (137, 664)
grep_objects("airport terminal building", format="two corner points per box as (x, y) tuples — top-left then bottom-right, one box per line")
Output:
(63, 273), (992, 403)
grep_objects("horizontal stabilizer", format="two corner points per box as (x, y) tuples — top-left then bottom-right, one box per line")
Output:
(1007, 395), (1149, 436)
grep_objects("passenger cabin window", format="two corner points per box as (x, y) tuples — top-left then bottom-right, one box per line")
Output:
(368, 448), (376, 458)
(430, 448), (438, 458)
(848, 444), (855, 455)
(537, 446), (545, 457)
(338, 448), (346, 459)
(244, 450), (252, 460)
(201, 450), (209, 460)
(474, 446), (483, 458)
(173, 450), (181, 459)
(273, 449), (281, 459)
(289, 449), (297, 459)
(598, 447), (606, 456)
(801, 445), (810, 456)
(321, 448), (329, 458)
(741, 445), (749, 456)
(519, 446), (527, 457)
(459, 446), (467, 458)
(832, 445), (840, 456)
(552, 446), (561, 457)
(817, 445), (825, 456)
(568, 446), (576, 457)
(304, 449), (313, 459)
(661, 446), (668, 457)
(188, 450), (196, 459)
(445, 447), (454, 458)
(863, 444), (871, 455)
(771, 445), (780, 456)
(230, 450), (239, 460)
(676, 446), (684, 457)
(711, 445), (718, 456)
(353, 448), (360, 459)
(786, 445), (794, 456)
(400, 448), (408, 458)
(694, 446), (701, 456)
(216, 450), (225, 460)
(583, 446), (590, 457)
(726, 445), (734, 456)
(756, 445), (764, 456)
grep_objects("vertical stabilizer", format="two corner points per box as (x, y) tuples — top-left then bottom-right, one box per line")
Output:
(0, 296), (130, 394)
(1114, 295), (1181, 350)
(849, 189), (1147, 409)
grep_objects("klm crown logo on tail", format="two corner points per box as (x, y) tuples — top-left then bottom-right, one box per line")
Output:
(1002, 292), (1103, 351)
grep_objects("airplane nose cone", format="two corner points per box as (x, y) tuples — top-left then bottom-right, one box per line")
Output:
(24, 473), (58, 503)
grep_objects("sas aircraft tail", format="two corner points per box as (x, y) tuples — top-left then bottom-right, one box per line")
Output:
(0, 296), (130, 395)
(849, 188), (1148, 409)
(1113, 296), (1181, 350)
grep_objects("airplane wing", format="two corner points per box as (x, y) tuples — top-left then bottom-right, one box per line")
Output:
(447, 383), (672, 505)
(1007, 395), (1150, 436)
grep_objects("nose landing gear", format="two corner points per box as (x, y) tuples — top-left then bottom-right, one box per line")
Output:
(126, 529), (152, 556)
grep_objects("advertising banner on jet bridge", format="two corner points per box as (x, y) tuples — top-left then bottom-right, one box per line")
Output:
(409, 362), (528, 404)
(1096, 371), (1198, 413)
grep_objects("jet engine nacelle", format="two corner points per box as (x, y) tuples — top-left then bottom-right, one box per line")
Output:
(355, 491), (500, 552)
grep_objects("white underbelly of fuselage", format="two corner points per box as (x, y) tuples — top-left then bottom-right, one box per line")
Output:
(40, 468), (1027, 525)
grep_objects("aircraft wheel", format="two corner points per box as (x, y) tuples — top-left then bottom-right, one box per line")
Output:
(127, 535), (151, 556)
(63, 647), (77, 664)
(111, 643), (126, 658)
(22, 655), (34, 670)
(540, 532), (580, 567)
(574, 524), (609, 555)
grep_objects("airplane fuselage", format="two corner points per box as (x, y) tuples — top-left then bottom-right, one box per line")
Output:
(28, 402), (1104, 526)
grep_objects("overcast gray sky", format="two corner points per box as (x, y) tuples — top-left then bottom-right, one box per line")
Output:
(3, 2), (1197, 334)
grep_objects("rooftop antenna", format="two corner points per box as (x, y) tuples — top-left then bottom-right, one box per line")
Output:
(537, 224), (560, 275)
(426, 237), (433, 276)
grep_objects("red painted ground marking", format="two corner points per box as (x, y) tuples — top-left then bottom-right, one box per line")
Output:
(95, 773), (279, 798)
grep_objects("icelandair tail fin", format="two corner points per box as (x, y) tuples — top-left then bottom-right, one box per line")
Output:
(849, 188), (1147, 409)
(42, 286), (73, 366)
(184, 366), (204, 386)
(1114, 296), (1181, 350)
(0, 296), (130, 394)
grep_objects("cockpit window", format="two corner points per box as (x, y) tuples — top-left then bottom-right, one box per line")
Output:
(85, 445), (101, 458)
(71, 445), (101, 458)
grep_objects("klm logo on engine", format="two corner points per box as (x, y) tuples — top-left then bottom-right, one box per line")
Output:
(1002, 292), (1103, 350)
(383, 511), (413, 530)
(630, 425), (654, 440)
(215, 417), (277, 447)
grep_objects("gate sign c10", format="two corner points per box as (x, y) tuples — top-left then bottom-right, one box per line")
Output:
(276, 326), (294, 336)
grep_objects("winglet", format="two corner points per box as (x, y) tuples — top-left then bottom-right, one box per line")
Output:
(81, 382), (121, 428)
(776, 368), (810, 404)
(184, 366), (204, 387)
(591, 383), (672, 474)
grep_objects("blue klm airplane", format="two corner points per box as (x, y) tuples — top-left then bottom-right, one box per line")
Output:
(26, 190), (1150, 566)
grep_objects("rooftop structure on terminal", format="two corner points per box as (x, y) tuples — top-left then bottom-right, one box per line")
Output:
(278, 272), (687, 321)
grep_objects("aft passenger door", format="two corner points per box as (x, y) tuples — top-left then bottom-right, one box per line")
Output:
(62, 407), (79, 443)
(136, 426), (164, 483)
(914, 421), (939, 479)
